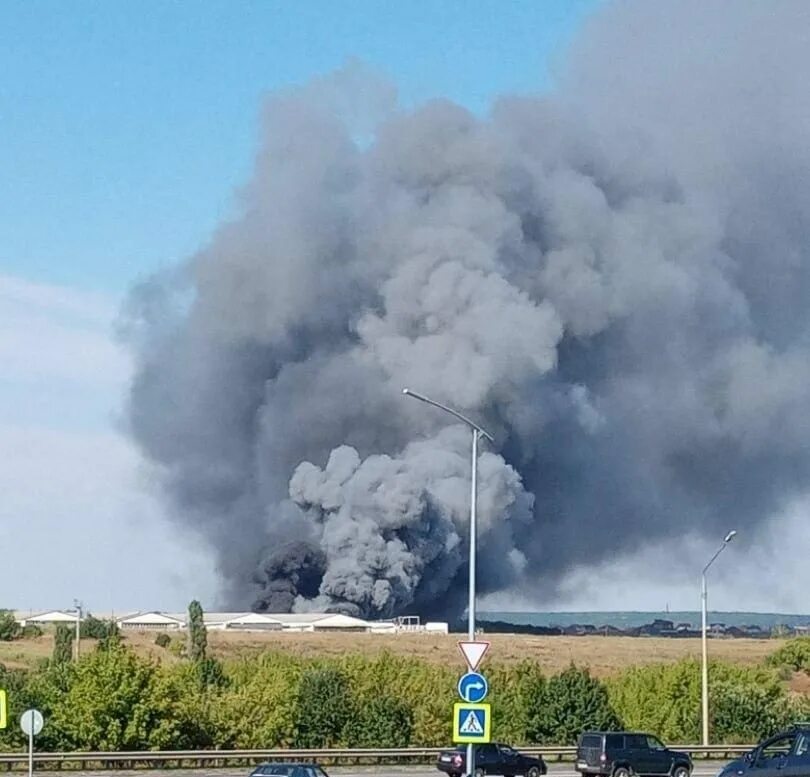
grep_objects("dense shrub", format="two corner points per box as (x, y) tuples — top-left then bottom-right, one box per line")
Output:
(154, 633), (172, 649)
(608, 658), (790, 744)
(81, 615), (119, 641)
(528, 665), (621, 744)
(52, 624), (74, 665)
(344, 695), (413, 746)
(293, 666), (355, 747)
(0, 610), (20, 641)
(766, 638), (810, 672)
(0, 641), (806, 750)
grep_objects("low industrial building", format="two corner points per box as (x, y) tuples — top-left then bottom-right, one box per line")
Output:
(11, 609), (448, 634)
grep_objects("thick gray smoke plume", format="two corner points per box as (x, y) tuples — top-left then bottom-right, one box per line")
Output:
(124, 1), (810, 618)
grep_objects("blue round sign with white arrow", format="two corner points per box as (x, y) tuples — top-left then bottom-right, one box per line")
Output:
(458, 671), (488, 703)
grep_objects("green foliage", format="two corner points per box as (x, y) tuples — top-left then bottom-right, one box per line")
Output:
(53, 624), (74, 665)
(187, 601), (207, 662)
(608, 658), (790, 744)
(42, 641), (162, 749)
(81, 615), (119, 641)
(96, 623), (123, 652)
(20, 624), (43, 638)
(608, 659), (701, 742)
(478, 660), (548, 744)
(0, 639), (806, 750)
(711, 681), (788, 743)
(293, 666), (355, 747)
(0, 610), (20, 641)
(528, 664), (621, 744)
(154, 633), (171, 649)
(766, 638), (810, 672)
(344, 694), (413, 746)
(211, 652), (302, 747)
(0, 662), (34, 749)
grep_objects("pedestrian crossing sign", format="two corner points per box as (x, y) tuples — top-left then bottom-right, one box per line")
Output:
(453, 702), (491, 743)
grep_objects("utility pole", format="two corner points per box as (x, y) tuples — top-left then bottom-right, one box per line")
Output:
(73, 599), (82, 661)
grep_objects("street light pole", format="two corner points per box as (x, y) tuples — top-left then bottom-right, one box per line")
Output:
(73, 599), (82, 661)
(402, 388), (494, 777)
(701, 530), (737, 746)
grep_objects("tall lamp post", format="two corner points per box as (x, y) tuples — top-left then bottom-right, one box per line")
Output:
(701, 530), (737, 746)
(402, 388), (494, 777)
(71, 599), (83, 661)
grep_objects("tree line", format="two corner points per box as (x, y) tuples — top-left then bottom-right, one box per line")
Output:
(1, 606), (809, 751)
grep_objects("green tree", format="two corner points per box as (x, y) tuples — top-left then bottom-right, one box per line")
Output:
(96, 622), (122, 652)
(0, 663), (34, 749)
(0, 610), (20, 641)
(81, 614), (119, 641)
(53, 624), (74, 665)
(711, 680), (788, 743)
(187, 601), (207, 662)
(490, 660), (547, 744)
(528, 665), (621, 744)
(344, 694), (413, 747)
(608, 658), (789, 744)
(147, 661), (221, 749)
(765, 638), (810, 672)
(294, 666), (355, 747)
(212, 652), (302, 748)
(608, 659), (701, 743)
(45, 641), (162, 749)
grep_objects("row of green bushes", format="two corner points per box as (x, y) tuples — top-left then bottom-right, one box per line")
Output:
(1, 635), (809, 751)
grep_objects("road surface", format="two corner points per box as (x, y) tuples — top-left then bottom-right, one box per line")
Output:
(32, 762), (727, 777)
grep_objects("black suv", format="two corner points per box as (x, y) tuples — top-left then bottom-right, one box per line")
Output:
(717, 723), (810, 777)
(436, 743), (547, 777)
(575, 731), (692, 777)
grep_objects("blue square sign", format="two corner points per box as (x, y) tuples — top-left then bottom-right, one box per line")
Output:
(453, 702), (491, 743)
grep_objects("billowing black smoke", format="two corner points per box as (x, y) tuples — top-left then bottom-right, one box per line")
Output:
(123, 1), (810, 618)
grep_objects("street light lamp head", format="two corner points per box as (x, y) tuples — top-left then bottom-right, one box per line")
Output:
(724, 530), (738, 543)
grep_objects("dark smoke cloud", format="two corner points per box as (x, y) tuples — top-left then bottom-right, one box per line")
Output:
(123, 1), (810, 618)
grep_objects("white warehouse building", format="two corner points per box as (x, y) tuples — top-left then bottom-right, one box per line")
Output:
(13, 609), (448, 634)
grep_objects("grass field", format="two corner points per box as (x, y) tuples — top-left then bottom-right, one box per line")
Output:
(0, 629), (782, 678)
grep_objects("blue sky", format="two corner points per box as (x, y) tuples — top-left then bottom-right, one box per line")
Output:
(1, 0), (599, 292)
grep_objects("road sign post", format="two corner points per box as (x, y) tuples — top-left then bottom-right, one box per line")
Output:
(458, 672), (488, 704)
(458, 641), (490, 672)
(453, 702), (492, 744)
(0, 689), (7, 730)
(20, 709), (44, 777)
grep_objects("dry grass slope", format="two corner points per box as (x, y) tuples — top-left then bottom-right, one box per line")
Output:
(0, 630), (781, 677)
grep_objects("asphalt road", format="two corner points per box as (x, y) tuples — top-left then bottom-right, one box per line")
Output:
(31, 763), (727, 777)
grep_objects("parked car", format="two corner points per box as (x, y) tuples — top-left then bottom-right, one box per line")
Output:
(436, 743), (547, 777)
(716, 723), (810, 777)
(575, 731), (692, 777)
(250, 763), (329, 777)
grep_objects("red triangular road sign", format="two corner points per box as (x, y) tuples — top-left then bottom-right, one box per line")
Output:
(458, 640), (490, 671)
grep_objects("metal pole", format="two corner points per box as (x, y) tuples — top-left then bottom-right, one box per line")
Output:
(28, 722), (33, 777)
(701, 572), (708, 746)
(74, 602), (81, 661)
(700, 530), (736, 747)
(401, 388), (493, 777)
(467, 427), (479, 777)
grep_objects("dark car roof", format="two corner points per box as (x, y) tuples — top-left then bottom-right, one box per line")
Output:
(254, 764), (321, 768)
